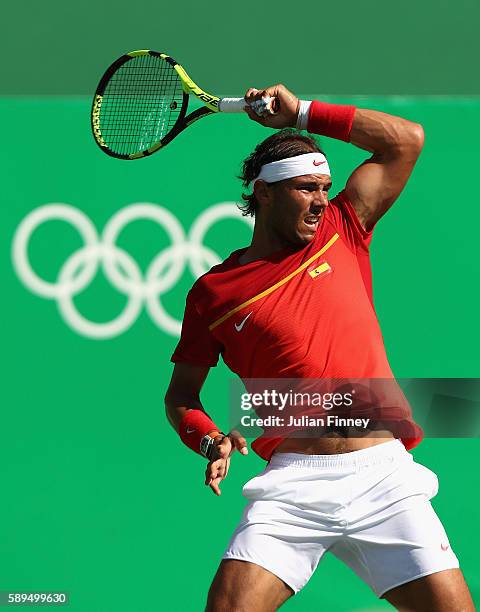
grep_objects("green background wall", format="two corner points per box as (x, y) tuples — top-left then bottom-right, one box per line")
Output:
(3, 0), (480, 95)
(2, 1), (479, 610)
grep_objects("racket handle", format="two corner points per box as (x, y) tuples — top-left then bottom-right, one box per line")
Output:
(218, 96), (277, 116)
(218, 97), (246, 113)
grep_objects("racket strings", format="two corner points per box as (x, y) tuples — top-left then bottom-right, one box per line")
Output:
(100, 54), (184, 155)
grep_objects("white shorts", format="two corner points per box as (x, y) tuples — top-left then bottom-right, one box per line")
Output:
(223, 440), (459, 597)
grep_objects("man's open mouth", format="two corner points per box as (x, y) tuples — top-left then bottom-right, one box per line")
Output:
(304, 215), (320, 227)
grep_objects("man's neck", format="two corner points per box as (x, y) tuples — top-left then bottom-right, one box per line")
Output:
(238, 219), (289, 265)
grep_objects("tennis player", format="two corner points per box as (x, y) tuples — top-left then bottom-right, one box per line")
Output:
(165, 85), (474, 611)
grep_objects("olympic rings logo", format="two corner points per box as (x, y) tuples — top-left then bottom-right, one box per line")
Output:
(12, 203), (253, 339)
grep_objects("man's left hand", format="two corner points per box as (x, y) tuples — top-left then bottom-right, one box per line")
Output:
(204, 431), (248, 496)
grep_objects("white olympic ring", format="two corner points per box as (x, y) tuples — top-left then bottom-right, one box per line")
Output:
(12, 202), (253, 339)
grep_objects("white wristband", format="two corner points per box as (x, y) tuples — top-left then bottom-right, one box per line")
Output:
(296, 100), (312, 131)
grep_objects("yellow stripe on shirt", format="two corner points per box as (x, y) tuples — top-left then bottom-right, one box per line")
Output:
(208, 233), (339, 331)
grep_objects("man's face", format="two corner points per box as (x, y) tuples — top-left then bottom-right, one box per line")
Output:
(266, 174), (332, 246)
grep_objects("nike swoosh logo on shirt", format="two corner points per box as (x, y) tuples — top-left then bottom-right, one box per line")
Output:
(186, 427), (196, 434)
(234, 311), (253, 332)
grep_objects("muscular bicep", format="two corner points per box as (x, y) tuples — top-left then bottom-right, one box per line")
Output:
(345, 109), (424, 231)
(165, 362), (211, 430)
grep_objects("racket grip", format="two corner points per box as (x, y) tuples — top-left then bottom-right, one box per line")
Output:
(218, 97), (246, 113)
(219, 96), (277, 117)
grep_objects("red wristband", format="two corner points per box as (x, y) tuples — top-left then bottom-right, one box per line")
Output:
(179, 410), (220, 456)
(307, 101), (356, 142)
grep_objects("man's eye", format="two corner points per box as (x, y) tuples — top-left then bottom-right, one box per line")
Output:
(299, 184), (330, 192)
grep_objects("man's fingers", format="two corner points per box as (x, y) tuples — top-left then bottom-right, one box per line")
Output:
(205, 466), (219, 483)
(205, 459), (229, 485)
(243, 83), (298, 128)
(244, 87), (258, 101)
(203, 436), (237, 493)
(229, 430), (249, 456)
(245, 85), (285, 105)
(234, 436), (249, 455)
(205, 466), (216, 485)
(205, 462), (216, 484)
(244, 88), (278, 120)
(245, 105), (262, 123)
(209, 478), (222, 496)
(215, 442), (231, 459)
(244, 87), (264, 102)
(265, 83), (292, 101)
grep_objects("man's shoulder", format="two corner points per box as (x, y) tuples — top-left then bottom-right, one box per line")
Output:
(324, 188), (374, 251)
(326, 188), (347, 216)
(189, 247), (245, 297)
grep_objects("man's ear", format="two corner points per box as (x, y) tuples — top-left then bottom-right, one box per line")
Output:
(253, 180), (272, 207)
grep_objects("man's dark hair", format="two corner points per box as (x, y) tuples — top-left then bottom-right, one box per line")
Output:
(238, 129), (325, 217)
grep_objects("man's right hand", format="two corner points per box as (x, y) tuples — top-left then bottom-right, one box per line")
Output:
(204, 431), (248, 496)
(244, 84), (299, 129)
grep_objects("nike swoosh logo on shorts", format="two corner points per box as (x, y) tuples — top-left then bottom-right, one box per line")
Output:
(186, 427), (196, 434)
(313, 160), (326, 166)
(235, 311), (253, 332)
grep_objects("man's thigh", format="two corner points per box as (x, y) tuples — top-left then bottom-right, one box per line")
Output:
(383, 568), (475, 611)
(205, 559), (294, 612)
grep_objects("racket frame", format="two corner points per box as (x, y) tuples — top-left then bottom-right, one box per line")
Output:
(91, 50), (228, 160)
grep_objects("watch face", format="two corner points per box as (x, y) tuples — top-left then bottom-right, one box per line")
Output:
(200, 435), (214, 458)
(200, 432), (225, 459)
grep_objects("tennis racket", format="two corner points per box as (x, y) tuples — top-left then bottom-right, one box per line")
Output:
(91, 50), (276, 160)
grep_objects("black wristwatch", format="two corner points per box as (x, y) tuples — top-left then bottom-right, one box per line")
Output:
(200, 431), (226, 460)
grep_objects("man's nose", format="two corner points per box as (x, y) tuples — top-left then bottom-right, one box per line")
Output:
(311, 191), (329, 211)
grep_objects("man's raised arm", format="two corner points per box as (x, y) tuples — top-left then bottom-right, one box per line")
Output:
(346, 108), (424, 230)
(244, 85), (424, 231)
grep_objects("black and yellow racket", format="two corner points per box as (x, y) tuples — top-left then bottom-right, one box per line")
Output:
(91, 50), (275, 160)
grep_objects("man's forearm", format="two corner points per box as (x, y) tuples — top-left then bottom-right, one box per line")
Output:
(164, 392), (204, 432)
(165, 391), (222, 456)
(349, 108), (424, 156)
(302, 98), (424, 156)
